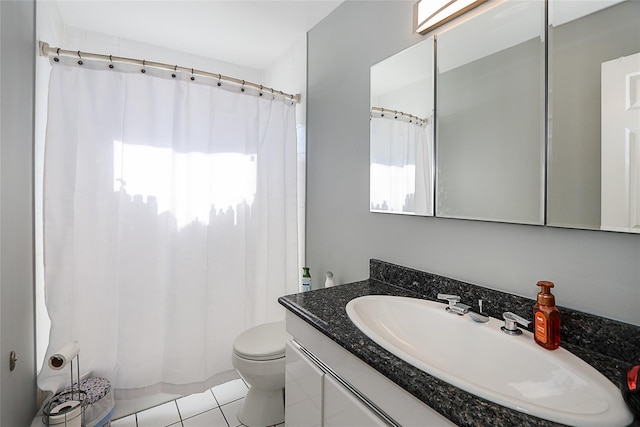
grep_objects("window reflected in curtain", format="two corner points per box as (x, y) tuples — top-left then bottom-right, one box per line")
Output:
(113, 141), (257, 227)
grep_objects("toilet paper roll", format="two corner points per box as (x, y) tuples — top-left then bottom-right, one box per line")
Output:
(48, 400), (82, 427)
(48, 342), (80, 370)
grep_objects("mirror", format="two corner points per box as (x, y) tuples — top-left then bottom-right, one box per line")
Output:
(547, 0), (640, 233)
(370, 37), (435, 216)
(435, 0), (545, 224)
(369, 0), (639, 233)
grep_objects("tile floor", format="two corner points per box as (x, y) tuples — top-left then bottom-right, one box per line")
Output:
(111, 379), (284, 427)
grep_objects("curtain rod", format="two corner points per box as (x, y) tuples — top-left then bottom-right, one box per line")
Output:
(39, 41), (301, 104)
(371, 106), (428, 125)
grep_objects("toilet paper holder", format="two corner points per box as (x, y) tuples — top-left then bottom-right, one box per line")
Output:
(42, 351), (87, 426)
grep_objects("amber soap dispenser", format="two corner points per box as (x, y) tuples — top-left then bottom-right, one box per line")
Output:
(533, 281), (561, 350)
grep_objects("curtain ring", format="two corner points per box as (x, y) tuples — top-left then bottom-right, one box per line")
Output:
(259, 85), (263, 97)
(54, 48), (60, 62)
(191, 68), (195, 81)
(108, 55), (114, 69)
(171, 64), (177, 78)
(77, 51), (83, 66)
(217, 74), (222, 87)
(141, 59), (146, 73)
(241, 80), (245, 92)
(381, 107), (385, 117)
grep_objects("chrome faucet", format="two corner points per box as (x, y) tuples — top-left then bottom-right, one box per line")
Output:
(438, 294), (470, 315)
(468, 309), (490, 323)
(437, 294), (489, 322)
(501, 312), (531, 335)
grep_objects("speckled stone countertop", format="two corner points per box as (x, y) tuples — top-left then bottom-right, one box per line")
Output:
(278, 259), (640, 427)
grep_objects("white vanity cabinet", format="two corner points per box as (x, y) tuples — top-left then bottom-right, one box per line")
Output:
(285, 341), (323, 426)
(285, 311), (455, 427)
(286, 339), (389, 427)
(323, 375), (389, 427)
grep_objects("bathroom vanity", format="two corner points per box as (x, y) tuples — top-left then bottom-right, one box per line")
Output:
(284, 311), (453, 426)
(279, 260), (640, 427)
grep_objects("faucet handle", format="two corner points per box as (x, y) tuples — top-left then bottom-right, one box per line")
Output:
(438, 294), (469, 315)
(501, 312), (531, 335)
(437, 294), (460, 307)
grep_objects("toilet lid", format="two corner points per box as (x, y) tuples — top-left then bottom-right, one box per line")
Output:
(233, 321), (290, 361)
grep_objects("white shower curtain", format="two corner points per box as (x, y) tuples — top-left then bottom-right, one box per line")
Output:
(38, 59), (299, 397)
(370, 115), (432, 215)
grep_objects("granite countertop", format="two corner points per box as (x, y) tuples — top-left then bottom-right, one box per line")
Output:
(279, 278), (639, 427)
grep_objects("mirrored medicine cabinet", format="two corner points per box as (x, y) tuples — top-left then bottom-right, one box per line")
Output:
(370, 0), (640, 233)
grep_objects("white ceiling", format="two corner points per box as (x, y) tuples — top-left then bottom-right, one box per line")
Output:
(52, 0), (343, 69)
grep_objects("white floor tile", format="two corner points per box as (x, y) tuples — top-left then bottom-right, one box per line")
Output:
(113, 393), (182, 420)
(136, 401), (181, 427)
(111, 414), (137, 427)
(176, 389), (218, 419)
(212, 379), (248, 406)
(182, 408), (229, 427)
(220, 399), (245, 427)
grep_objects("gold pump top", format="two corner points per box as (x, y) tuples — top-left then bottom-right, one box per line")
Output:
(536, 280), (556, 306)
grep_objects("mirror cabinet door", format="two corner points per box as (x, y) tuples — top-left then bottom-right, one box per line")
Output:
(435, 0), (545, 224)
(369, 0), (640, 234)
(547, 0), (640, 232)
(370, 37), (435, 216)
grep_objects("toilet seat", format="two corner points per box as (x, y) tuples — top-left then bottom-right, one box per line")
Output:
(233, 321), (289, 361)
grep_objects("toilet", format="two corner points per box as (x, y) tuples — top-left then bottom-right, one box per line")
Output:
(232, 321), (291, 427)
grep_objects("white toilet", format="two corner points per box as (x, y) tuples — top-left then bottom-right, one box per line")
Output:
(232, 321), (291, 427)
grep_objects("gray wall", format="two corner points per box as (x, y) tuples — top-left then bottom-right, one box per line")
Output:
(306, 1), (640, 326)
(1, 0), (37, 425)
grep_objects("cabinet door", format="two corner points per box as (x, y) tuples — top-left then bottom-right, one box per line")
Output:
(323, 375), (389, 427)
(285, 341), (323, 427)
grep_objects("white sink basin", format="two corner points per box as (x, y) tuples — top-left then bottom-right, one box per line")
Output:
(346, 295), (633, 427)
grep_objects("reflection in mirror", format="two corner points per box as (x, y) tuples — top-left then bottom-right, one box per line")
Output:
(547, 0), (640, 233)
(436, 0), (545, 224)
(370, 37), (434, 215)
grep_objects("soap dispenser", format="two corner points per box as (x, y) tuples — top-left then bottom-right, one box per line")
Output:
(302, 267), (312, 292)
(324, 271), (335, 288)
(533, 281), (561, 350)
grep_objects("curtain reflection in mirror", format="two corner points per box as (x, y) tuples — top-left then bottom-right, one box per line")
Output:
(370, 111), (433, 215)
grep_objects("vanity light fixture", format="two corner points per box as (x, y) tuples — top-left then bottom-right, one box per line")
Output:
(415, 0), (487, 34)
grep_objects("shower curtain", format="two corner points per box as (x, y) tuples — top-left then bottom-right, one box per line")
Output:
(370, 115), (432, 215)
(38, 58), (299, 398)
